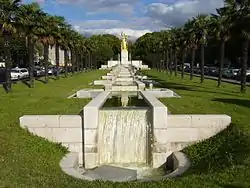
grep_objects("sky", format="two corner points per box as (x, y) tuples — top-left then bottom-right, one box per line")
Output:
(22, 0), (225, 39)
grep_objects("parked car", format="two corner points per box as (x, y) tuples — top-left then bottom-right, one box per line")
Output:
(208, 67), (218, 77)
(34, 66), (45, 77)
(48, 66), (54, 75)
(11, 68), (29, 80)
(222, 68), (229, 78)
(236, 69), (250, 81)
(227, 68), (240, 79)
(193, 67), (200, 74)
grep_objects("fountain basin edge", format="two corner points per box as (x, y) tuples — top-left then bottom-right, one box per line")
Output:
(59, 151), (190, 182)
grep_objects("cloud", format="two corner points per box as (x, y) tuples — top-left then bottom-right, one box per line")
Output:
(146, 0), (224, 27)
(80, 28), (152, 41)
(56, 0), (138, 15)
(24, 0), (225, 39)
(73, 18), (154, 40)
(71, 0), (225, 38)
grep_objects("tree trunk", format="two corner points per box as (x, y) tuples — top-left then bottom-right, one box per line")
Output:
(64, 49), (68, 77)
(90, 52), (93, 69)
(190, 48), (196, 80)
(163, 50), (166, 72)
(71, 48), (75, 74)
(181, 49), (185, 79)
(75, 53), (78, 72)
(55, 43), (60, 78)
(28, 35), (34, 88)
(166, 50), (169, 73)
(44, 43), (49, 84)
(218, 40), (225, 87)
(200, 44), (205, 83)
(77, 53), (80, 72)
(79, 53), (83, 71)
(241, 39), (248, 93)
(3, 33), (12, 93)
(174, 50), (177, 76)
(169, 48), (173, 75)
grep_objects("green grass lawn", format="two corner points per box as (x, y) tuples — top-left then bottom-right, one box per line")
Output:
(1, 69), (250, 187)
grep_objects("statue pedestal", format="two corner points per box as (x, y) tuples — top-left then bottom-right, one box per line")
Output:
(121, 50), (129, 65)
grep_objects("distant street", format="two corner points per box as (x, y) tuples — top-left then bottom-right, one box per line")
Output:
(191, 73), (250, 86)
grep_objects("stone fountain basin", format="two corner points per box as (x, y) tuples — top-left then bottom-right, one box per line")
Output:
(59, 151), (190, 182)
(76, 89), (104, 99)
(145, 88), (180, 98)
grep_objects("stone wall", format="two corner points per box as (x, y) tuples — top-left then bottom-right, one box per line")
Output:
(19, 115), (83, 162)
(153, 114), (231, 168)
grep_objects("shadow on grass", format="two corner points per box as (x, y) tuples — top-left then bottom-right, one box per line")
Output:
(146, 74), (240, 97)
(183, 125), (250, 175)
(213, 98), (250, 108)
(21, 80), (31, 88)
(220, 184), (245, 188)
(35, 78), (47, 84)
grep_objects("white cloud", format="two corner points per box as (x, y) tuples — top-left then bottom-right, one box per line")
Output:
(72, 17), (161, 39)
(55, 0), (226, 39)
(56, 0), (138, 15)
(77, 28), (151, 41)
(146, 0), (224, 27)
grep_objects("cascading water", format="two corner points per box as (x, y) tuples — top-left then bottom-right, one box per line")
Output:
(98, 108), (150, 166)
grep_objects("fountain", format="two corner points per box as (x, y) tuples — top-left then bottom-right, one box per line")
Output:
(19, 32), (232, 182)
(120, 93), (129, 107)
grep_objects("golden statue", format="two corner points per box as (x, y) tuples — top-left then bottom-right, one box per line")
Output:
(121, 32), (128, 51)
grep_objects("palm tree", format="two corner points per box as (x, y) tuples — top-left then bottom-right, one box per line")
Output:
(37, 14), (55, 83)
(170, 28), (179, 76)
(162, 31), (171, 73)
(211, 6), (233, 87)
(0, 0), (21, 92)
(18, 2), (45, 88)
(176, 28), (187, 79)
(184, 18), (198, 80)
(194, 14), (210, 83)
(50, 16), (65, 78)
(60, 23), (71, 77)
(229, 0), (250, 93)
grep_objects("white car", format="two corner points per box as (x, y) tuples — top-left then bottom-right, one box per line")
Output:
(11, 68), (29, 80)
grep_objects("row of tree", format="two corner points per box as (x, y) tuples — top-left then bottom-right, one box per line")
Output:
(134, 0), (250, 93)
(1, 0), (121, 93)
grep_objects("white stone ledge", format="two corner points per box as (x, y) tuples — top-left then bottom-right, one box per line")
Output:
(83, 91), (110, 129)
(27, 127), (82, 143)
(84, 91), (110, 108)
(154, 128), (199, 143)
(134, 80), (146, 90)
(141, 91), (168, 128)
(144, 89), (176, 98)
(141, 91), (167, 107)
(76, 89), (104, 99)
(94, 80), (111, 85)
(84, 129), (97, 145)
(168, 114), (231, 128)
(20, 115), (82, 128)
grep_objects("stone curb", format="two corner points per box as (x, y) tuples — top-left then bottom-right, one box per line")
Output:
(164, 151), (191, 178)
(59, 153), (96, 180)
(138, 151), (191, 182)
(59, 151), (190, 182)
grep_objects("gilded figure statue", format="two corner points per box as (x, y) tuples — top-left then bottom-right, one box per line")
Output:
(121, 32), (128, 51)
